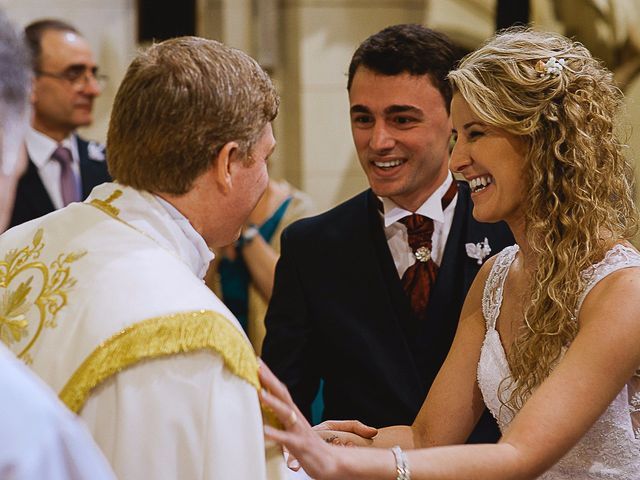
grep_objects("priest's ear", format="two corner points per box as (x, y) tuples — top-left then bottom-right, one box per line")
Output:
(212, 140), (241, 194)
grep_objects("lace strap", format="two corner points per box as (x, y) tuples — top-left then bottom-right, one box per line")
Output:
(482, 245), (519, 330)
(574, 244), (640, 318)
(630, 371), (640, 439)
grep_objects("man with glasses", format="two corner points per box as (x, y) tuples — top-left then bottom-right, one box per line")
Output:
(9, 19), (110, 227)
(0, 9), (115, 478)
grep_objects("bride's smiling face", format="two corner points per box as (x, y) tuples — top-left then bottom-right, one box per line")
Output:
(450, 93), (528, 229)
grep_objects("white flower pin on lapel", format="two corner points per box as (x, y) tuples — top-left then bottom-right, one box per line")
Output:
(465, 237), (491, 265)
(87, 141), (106, 161)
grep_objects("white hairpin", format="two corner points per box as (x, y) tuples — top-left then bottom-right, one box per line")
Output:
(535, 57), (566, 77)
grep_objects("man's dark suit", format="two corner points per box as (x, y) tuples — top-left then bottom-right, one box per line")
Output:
(262, 182), (514, 442)
(9, 135), (111, 228)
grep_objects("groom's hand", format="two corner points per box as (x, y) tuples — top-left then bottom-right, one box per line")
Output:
(315, 420), (378, 448)
(316, 429), (375, 447)
(314, 420), (378, 442)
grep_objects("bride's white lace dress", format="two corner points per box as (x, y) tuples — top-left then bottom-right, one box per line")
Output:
(477, 244), (640, 479)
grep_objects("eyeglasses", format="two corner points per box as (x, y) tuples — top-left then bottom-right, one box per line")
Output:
(35, 65), (108, 90)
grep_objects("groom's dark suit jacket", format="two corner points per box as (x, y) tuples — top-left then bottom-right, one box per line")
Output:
(262, 182), (514, 442)
(9, 135), (111, 228)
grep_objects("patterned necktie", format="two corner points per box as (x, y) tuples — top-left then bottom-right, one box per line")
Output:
(51, 146), (79, 206)
(400, 181), (458, 321)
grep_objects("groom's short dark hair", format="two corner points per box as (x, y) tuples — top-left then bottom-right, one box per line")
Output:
(347, 24), (459, 112)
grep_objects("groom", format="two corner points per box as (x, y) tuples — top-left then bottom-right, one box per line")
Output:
(262, 24), (514, 442)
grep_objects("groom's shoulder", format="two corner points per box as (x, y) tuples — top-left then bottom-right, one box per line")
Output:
(285, 190), (371, 240)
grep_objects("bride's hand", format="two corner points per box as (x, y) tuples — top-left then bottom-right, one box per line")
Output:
(259, 360), (341, 479)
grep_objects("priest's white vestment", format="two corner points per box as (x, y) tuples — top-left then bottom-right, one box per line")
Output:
(0, 182), (286, 479)
(0, 343), (116, 479)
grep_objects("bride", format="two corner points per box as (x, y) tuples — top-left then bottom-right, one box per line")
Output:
(259, 27), (640, 479)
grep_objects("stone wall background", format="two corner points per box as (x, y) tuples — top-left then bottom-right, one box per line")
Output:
(4, 0), (640, 222)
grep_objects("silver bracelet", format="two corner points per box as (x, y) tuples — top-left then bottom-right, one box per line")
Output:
(390, 445), (411, 480)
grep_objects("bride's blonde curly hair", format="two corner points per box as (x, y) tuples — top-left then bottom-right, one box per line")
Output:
(448, 28), (638, 411)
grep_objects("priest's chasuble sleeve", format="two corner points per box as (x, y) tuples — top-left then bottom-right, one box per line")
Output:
(0, 343), (116, 480)
(0, 183), (287, 480)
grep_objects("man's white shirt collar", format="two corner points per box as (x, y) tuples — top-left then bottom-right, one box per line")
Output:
(26, 127), (79, 167)
(380, 171), (454, 227)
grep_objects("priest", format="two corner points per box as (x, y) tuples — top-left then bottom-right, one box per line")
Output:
(0, 36), (284, 479)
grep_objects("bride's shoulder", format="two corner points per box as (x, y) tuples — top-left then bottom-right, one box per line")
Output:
(581, 242), (640, 287)
(576, 257), (640, 373)
(578, 244), (640, 324)
(477, 244), (519, 281)
(466, 245), (517, 303)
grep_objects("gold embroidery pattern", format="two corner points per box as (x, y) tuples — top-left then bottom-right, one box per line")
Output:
(0, 229), (86, 363)
(89, 189), (123, 218)
(59, 309), (259, 413)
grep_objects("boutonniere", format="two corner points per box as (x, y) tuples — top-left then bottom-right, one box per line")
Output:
(465, 237), (491, 265)
(87, 141), (106, 161)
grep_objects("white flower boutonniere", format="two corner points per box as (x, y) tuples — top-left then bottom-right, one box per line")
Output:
(465, 237), (491, 265)
(87, 141), (106, 162)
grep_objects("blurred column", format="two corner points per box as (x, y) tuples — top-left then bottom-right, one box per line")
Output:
(197, 0), (251, 54)
(496, 0), (530, 29)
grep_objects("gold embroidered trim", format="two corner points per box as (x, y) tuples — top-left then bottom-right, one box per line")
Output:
(59, 309), (259, 413)
(89, 189), (122, 218)
(0, 228), (86, 364)
(78, 190), (278, 424)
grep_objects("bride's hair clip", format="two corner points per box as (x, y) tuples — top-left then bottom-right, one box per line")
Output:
(535, 57), (566, 78)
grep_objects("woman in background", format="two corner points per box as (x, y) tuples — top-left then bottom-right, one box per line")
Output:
(208, 178), (312, 353)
